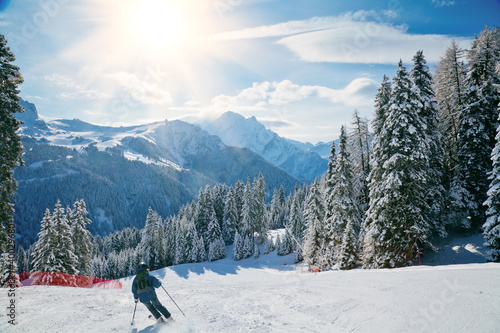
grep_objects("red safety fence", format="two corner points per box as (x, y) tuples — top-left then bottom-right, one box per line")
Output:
(19, 272), (122, 289)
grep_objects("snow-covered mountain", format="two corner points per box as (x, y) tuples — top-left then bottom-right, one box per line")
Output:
(14, 101), (302, 244)
(204, 111), (329, 182)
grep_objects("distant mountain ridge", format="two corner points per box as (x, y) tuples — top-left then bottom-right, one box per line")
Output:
(14, 100), (311, 246)
(203, 111), (329, 182)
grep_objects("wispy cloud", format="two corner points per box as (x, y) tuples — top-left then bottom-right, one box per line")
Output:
(212, 10), (471, 64)
(432, 0), (455, 7)
(211, 10), (396, 40)
(44, 74), (110, 100)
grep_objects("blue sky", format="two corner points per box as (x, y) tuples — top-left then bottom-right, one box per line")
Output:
(1, 0), (499, 143)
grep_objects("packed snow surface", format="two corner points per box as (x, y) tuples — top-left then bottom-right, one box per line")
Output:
(2, 250), (499, 333)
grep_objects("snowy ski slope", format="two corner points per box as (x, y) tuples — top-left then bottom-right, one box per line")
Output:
(2, 243), (500, 332)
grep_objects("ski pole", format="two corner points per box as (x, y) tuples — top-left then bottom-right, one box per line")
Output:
(161, 284), (186, 317)
(131, 301), (138, 326)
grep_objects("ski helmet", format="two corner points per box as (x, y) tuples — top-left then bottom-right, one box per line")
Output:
(139, 261), (149, 269)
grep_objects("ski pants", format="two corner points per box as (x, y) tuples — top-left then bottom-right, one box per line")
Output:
(143, 297), (171, 320)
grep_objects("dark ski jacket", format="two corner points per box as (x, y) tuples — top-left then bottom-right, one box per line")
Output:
(132, 268), (161, 303)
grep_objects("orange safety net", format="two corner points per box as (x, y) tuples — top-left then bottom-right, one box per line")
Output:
(19, 272), (122, 289)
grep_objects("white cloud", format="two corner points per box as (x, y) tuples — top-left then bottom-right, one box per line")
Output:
(211, 78), (378, 110)
(205, 77), (380, 142)
(44, 74), (110, 100)
(432, 0), (455, 7)
(211, 10), (471, 64)
(277, 24), (471, 64)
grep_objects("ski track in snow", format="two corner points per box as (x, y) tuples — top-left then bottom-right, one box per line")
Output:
(1, 258), (499, 333)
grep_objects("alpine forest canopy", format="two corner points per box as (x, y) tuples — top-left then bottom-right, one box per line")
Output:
(7, 26), (500, 282)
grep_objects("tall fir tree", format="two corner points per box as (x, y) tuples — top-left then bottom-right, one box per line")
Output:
(287, 189), (305, 249)
(337, 218), (360, 270)
(232, 231), (244, 261)
(324, 141), (337, 223)
(70, 199), (93, 276)
(450, 27), (500, 230)
(139, 207), (164, 270)
(302, 179), (325, 268)
(362, 75), (392, 239)
(52, 200), (78, 275)
(363, 61), (433, 268)
(222, 186), (238, 244)
(0, 34), (24, 252)
(240, 178), (253, 237)
(252, 173), (267, 242)
(434, 40), (467, 194)
(411, 50), (446, 237)
(348, 109), (371, 209)
(483, 63), (500, 262)
(324, 126), (362, 269)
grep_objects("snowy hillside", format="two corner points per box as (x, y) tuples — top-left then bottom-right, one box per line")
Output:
(4, 249), (499, 333)
(14, 101), (302, 243)
(204, 112), (328, 182)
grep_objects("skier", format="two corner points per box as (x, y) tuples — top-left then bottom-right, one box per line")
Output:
(132, 262), (173, 323)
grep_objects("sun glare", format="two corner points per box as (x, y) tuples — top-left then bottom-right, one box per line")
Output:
(122, 0), (196, 54)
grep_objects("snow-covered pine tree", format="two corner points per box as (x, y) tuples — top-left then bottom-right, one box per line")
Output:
(252, 173), (267, 242)
(372, 75), (392, 136)
(194, 186), (214, 241)
(163, 217), (176, 266)
(483, 63), (500, 262)
(186, 222), (199, 263)
(324, 141), (337, 223)
(242, 234), (254, 259)
(197, 236), (207, 262)
(222, 186), (239, 244)
(70, 199), (93, 276)
(337, 218), (360, 270)
(302, 179), (325, 268)
(212, 183), (228, 228)
(232, 231), (243, 261)
(174, 219), (187, 265)
(274, 234), (282, 255)
(278, 230), (293, 256)
(240, 179), (253, 238)
(434, 40), (467, 194)
(362, 60), (433, 269)
(207, 208), (226, 261)
(324, 126), (362, 269)
(348, 110), (371, 209)
(268, 188), (282, 230)
(51, 200), (78, 275)
(278, 185), (287, 228)
(288, 189), (305, 248)
(139, 207), (163, 270)
(263, 234), (274, 255)
(208, 235), (226, 262)
(16, 246), (28, 274)
(206, 207), (221, 247)
(411, 50), (446, 237)
(362, 75), (392, 242)
(0, 34), (24, 252)
(450, 27), (500, 230)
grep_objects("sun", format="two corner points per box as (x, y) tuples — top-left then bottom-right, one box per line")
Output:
(122, 0), (194, 54)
